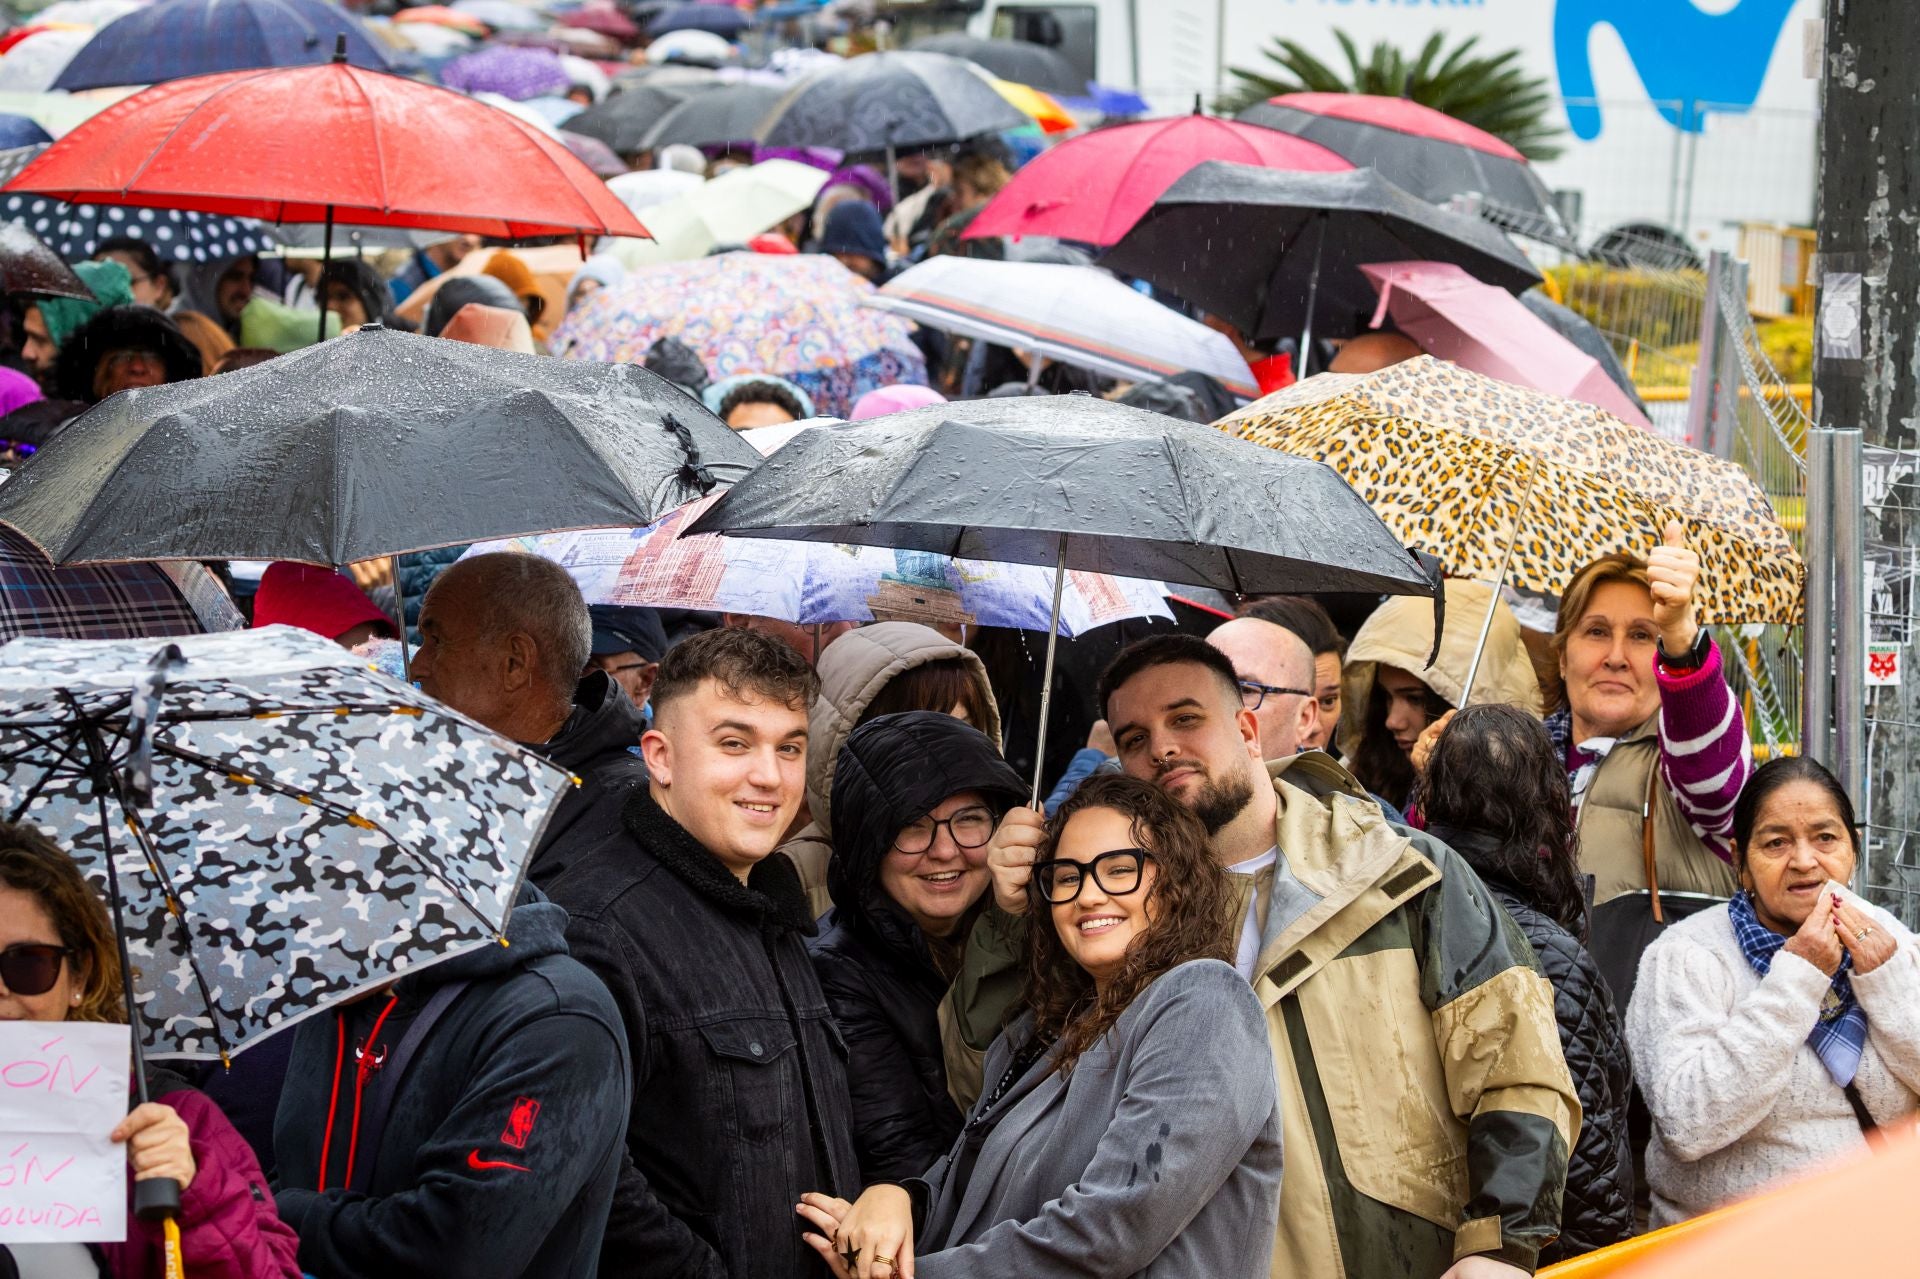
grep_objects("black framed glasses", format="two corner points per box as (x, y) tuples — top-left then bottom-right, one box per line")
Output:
(0, 942), (75, 997)
(894, 805), (996, 854)
(1033, 849), (1153, 905)
(1238, 679), (1312, 711)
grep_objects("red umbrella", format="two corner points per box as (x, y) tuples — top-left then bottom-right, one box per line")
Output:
(2, 50), (647, 241)
(965, 111), (1351, 247)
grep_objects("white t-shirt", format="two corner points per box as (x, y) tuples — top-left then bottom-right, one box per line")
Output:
(1226, 846), (1279, 981)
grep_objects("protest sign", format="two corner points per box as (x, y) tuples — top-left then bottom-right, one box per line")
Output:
(0, 1021), (128, 1244)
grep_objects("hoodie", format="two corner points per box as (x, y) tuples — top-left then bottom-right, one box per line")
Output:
(526, 670), (650, 884)
(808, 711), (1027, 1182)
(777, 622), (1003, 916)
(271, 897), (631, 1279)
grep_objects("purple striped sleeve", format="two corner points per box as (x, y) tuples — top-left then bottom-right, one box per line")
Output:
(1654, 636), (1753, 863)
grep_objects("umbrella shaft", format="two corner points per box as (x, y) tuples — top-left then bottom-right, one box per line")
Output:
(1029, 533), (1068, 806)
(318, 205), (335, 347)
(1459, 461), (1538, 706)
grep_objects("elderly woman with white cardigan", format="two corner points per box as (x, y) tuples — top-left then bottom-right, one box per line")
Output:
(1628, 757), (1920, 1225)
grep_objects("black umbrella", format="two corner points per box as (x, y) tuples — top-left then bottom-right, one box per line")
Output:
(0, 322), (762, 568)
(1100, 161), (1541, 361)
(0, 219), (93, 299)
(755, 51), (1028, 184)
(650, 3), (750, 37)
(639, 82), (786, 150)
(566, 80), (713, 155)
(1237, 94), (1571, 246)
(905, 33), (1084, 96)
(267, 223), (455, 255)
(685, 395), (1433, 798)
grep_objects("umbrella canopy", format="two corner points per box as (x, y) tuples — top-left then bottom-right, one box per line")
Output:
(558, 129), (626, 177)
(0, 323), (762, 565)
(1100, 161), (1542, 346)
(756, 50), (1028, 154)
(559, 3), (638, 40)
(1215, 355), (1802, 623)
(649, 2), (749, 37)
(605, 157), (825, 265)
(905, 33), (1083, 96)
(0, 112), (51, 148)
(966, 113), (1351, 247)
(391, 5), (489, 36)
(868, 255), (1258, 399)
(376, 18), (474, 57)
(1358, 260), (1652, 428)
(439, 42), (569, 99)
(466, 492), (1176, 637)
(550, 252), (927, 418)
(0, 27), (90, 93)
(0, 522), (243, 641)
(36, 0), (144, 25)
(686, 395), (1433, 597)
(989, 78), (1074, 135)
(605, 165), (703, 217)
(1, 194), (277, 261)
(0, 217), (95, 297)
(637, 80), (783, 149)
(52, 0), (393, 92)
(266, 221), (453, 254)
(645, 29), (735, 67)
(566, 78), (709, 154)
(3, 58), (647, 238)
(1238, 92), (1569, 245)
(449, 0), (549, 32)
(0, 625), (572, 1057)
(1520, 287), (1649, 416)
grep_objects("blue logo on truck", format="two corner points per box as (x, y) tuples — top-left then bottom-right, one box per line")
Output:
(1553, 0), (1800, 137)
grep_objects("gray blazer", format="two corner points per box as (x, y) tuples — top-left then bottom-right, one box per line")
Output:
(914, 958), (1282, 1278)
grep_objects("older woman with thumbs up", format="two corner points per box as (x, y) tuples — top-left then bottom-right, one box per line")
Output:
(1545, 522), (1756, 990)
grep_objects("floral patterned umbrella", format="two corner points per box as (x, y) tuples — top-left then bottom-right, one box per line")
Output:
(439, 43), (570, 100)
(550, 251), (928, 418)
(0, 625), (574, 1059)
(1215, 355), (1803, 623)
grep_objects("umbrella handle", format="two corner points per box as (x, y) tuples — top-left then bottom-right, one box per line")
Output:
(135, 1175), (182, 1222)
(1029, 532), (1068, 806)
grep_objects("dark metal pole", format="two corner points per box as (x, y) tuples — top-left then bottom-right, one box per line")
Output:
(317, 203), (334, 345)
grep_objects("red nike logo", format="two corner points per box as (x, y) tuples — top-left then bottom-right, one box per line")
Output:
(467, 1149), (530, 1172)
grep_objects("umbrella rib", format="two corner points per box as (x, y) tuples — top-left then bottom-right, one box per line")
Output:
(121, 67), (278, 196)
(150, 738), (512, 939)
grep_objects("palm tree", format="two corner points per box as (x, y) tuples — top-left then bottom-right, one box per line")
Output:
(1218, 31), (1566, 163)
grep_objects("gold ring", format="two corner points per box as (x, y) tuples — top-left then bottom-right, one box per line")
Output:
(1858, 926), (1875, 940)
(873, 1256), (896, 1269)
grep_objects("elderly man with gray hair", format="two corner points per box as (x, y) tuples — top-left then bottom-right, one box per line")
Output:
(413, 552), (649, 881)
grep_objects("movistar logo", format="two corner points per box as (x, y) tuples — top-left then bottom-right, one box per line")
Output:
(1553, 0), (1801, 138)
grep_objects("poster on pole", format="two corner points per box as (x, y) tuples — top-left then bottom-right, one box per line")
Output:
(0, 1021), (129, 1243)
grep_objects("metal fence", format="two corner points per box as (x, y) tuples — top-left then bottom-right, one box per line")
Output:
(1859, 449), (1920, 925)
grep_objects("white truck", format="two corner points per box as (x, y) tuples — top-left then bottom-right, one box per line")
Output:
(961, 0), (1822, 249)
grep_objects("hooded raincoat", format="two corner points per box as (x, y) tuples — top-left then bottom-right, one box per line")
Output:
(809, 711), (1026, 1182)
(777, 623), (1002, 917)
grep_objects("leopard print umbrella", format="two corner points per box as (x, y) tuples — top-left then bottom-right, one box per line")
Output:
(1215, 356), (1803, 624)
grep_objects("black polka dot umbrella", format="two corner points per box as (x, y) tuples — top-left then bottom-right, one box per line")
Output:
(0, 189), (278, 263)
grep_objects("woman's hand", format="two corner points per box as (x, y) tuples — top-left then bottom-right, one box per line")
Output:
(112, 1102), (195, 1193)
(1782, 890), (1843, 976)
(799, 1185), (915, 1279)
(1409, 709), (1456, 776)
(1648, 520), (1702, 657)
(1835, 897), (1899, 976)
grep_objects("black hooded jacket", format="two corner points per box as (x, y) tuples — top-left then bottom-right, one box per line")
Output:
(52, 303), (203, 402)
(272, 896), (630, 1278)
(526, 670), (649, 883)
(1427, 824), (1636, 1261)
(808, 711), (1027, 1183)
(540, 785), (859, 1279)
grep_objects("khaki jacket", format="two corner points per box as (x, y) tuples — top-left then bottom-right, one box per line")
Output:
(1575, 715), (1739, 905)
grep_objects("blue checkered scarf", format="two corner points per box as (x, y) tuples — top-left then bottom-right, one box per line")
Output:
(1729, 889), (1868, 1086)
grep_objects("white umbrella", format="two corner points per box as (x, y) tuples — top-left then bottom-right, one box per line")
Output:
(866, 256), (1261, 399)
(607, 158), (827, 266)
(647, 29), (735, 66)
(0, 29), (93, 94)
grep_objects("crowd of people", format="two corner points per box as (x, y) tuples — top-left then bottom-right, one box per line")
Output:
(7, 511), (1914, 1278)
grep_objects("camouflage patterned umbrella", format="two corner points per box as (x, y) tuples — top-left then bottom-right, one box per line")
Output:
(1215, 355), (1803, 624)
(0, 625), (574, 1061)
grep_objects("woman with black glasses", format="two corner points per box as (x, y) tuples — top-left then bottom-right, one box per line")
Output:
(799, 773), (1282, 1279)
(809, 711), (1029, 1183)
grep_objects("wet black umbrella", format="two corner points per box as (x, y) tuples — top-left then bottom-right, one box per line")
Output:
(685, 394), (1433, 798)
(755, 51), (1028, 175)
(0, 219), (93, 299)
(0, 322), (762, 567)
(1100, 161), (1541, 360)
(905, 34), (1084, 96)
(566, 80), (713, 155)
(639, 82), (786, 150)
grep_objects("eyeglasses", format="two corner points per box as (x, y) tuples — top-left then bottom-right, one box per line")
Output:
(1033, 849), (1153, 905)
(0, 942), (75, 997)
(894, 805), (996, 854)
(1238, 679), (1312, 711)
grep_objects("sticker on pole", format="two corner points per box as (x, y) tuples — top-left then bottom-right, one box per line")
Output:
(0, 1021), (129, 1244)
(1868, 643), (1902, 687)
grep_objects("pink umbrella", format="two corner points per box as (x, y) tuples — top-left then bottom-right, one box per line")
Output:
(1358, 260), (1653, 428)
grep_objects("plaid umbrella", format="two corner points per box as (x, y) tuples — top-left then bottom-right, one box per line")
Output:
(0, 624), (574, 1059)
(1, 188), (276, 262)
(550, 252), (927, 418)
(439, 43), (571, 100)
(0, 523), (243, 641)
(1215, 354), (1803, 623)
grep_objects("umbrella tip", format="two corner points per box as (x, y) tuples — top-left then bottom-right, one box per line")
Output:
(1192, 92), (1203, 115)
(333, 32), (348, 63)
